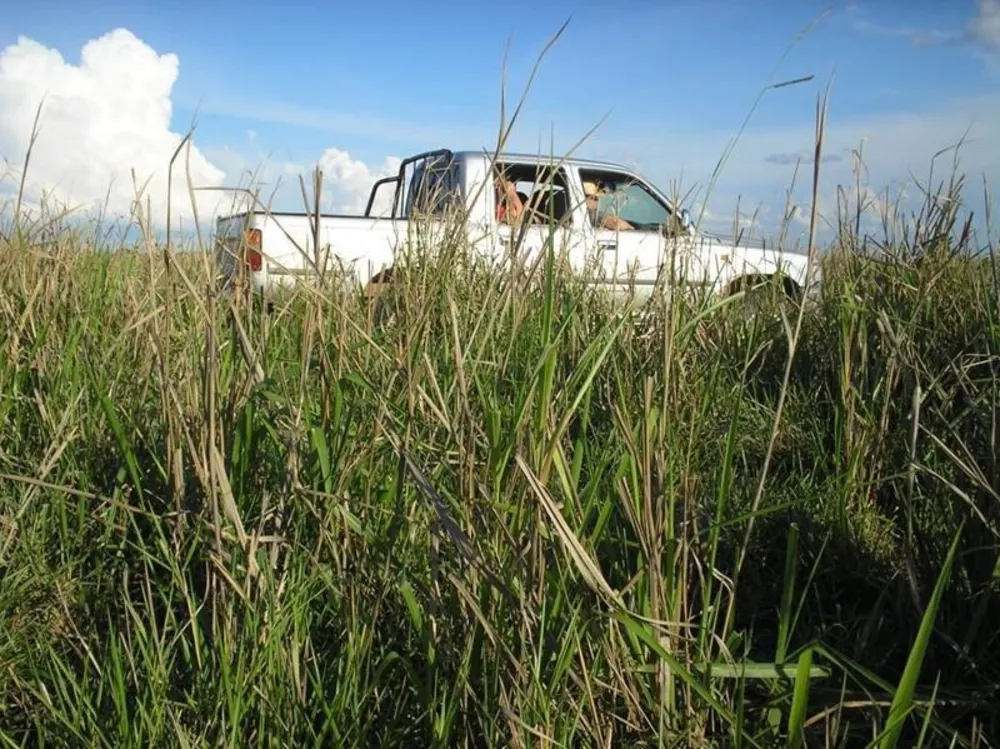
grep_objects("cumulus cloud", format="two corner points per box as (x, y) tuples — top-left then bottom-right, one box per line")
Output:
(197, 144), (402, 218)
(0, 28), (226, 227)
(316, 148), (401, 215)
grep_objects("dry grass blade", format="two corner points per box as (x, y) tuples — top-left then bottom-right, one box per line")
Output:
(392, 438), (519, 607)
(228, 306), (265, 386)
(445, 571), (526, 679)
(516, 454), (624, 610)
(13, 97), (45, 236)
(0, 473), (110, 504)
(498, 705), (567, 748)
(210, 443), (249, 550)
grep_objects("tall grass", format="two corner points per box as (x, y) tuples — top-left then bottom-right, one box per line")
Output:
(2, 56), (999, 749)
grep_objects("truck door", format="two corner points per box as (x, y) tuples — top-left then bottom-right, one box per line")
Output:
(576, 167), (704, 299)
(492, 161), (587, 278)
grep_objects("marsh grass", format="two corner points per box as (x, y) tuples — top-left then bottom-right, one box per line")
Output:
(2, 159), (998, 748)
(2, 30), (1000, 748)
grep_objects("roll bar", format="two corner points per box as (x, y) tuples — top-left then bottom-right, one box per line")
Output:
(359, 148), (455, 219)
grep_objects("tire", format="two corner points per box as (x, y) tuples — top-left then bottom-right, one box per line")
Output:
(727, 274), (801, 316)
(363, 267), (395, 300)
(363, 267), (397, 328)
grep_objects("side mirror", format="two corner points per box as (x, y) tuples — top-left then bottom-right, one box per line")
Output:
(679, 208), (693, 231)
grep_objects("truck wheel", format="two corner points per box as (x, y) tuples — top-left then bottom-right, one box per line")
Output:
(364, 267), (395, 300)
(363, 267), (397, 328)
(726, 274), (801, 314)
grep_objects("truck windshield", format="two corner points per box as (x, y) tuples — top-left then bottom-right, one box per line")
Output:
(579, 168), (678, 232)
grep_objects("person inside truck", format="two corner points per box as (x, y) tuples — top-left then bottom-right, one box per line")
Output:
(583, 180), (633, 231)
(495, 175), (525, 225)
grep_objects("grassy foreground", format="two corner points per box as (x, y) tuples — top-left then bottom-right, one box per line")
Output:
(1, 170), (999, 747)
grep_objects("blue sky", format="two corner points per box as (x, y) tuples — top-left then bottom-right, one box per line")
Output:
(0, 0), (998, 243)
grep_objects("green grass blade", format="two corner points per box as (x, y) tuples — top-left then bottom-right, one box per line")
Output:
(879, 522), (964, 749)
(786, 647), (813, 749)
(612, 610), (762, 749)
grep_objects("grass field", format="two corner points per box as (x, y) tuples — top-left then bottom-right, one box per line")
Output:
(2, 120), (999, 744)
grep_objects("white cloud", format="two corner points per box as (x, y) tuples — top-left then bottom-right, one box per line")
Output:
(316, 148), (401, 215)
(199, 144), (302, 210)
(198, 145), (403, 218)
(0, 28), (401, 231)
(789, 182), (909, 229)
(592, 90), (1000, 244)
(847, 0), (1000, 63)
(647, 92), (998, 183)
(968, 0), (1000, 51)
(0, 28), (226, 228)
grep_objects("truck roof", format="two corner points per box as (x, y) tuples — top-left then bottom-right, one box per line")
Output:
(451, 149), (639, 173)
(215, 148), (649, 224)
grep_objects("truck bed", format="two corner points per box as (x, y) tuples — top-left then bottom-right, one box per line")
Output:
(215, 211), (418, 293)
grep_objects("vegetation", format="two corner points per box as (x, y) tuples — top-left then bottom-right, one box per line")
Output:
(1, 34), (998, 744)
(1, 149), (998, 747)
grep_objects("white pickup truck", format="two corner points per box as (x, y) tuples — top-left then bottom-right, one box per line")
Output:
(214, 148), (816, 302)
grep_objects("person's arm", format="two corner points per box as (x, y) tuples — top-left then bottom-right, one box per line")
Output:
(601, 213), (632, 230)
(503, 182), (524, 223)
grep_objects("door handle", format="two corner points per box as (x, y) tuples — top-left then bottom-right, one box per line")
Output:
(597, 239), (617, 251)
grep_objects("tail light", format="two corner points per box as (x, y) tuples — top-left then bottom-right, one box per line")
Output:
(245, 228), (262, 272)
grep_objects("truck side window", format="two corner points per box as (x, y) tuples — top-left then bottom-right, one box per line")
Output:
(494, 163), (573, 226)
